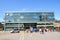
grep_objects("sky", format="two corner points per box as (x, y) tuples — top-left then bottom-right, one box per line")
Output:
(0, 0), (60, 22)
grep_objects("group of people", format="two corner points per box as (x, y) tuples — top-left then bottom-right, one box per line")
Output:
(30, 27), (53, 34)
(39, 28), (44, 34)
(39, 28), (53, 34)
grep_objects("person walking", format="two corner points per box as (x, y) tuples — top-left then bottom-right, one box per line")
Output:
(30, 27), (33, 33)
(41, 28), (44, 34)
(39, 28), (42, 33)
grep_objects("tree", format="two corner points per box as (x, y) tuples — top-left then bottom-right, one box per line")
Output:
(0, 22), (4, 30)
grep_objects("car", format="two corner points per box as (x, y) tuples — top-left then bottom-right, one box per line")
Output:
(10, 29), (20, 33)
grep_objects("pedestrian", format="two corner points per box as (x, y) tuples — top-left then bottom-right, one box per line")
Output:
(30, 27), (33, 33)
(39, 28), (42, 33)
(41, 28), (44, 34)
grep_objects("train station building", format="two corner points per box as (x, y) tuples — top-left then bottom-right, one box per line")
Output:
(4, 11), (55, 31)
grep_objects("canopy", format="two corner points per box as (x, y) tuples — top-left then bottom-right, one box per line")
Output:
(55, 26), (60, 28)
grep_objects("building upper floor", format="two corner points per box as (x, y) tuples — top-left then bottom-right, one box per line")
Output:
(4, 11), (55, 23)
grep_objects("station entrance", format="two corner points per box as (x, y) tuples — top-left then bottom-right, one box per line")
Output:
(24, 23), (37, 29)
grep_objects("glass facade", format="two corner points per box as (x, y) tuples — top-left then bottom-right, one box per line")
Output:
(5, 12), (54, 23)
(4, 12), (55, 30)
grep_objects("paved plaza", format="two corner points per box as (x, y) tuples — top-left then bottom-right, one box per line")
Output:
(0, 31), (60, 40)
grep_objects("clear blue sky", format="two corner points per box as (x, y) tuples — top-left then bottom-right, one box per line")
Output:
(0, 0), (60, 22)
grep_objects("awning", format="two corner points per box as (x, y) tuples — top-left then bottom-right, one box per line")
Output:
(55, 26), (60, 28)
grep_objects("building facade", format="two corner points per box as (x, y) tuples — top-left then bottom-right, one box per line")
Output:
(4, 11), (55, 31)
(54, 20), (60, 31)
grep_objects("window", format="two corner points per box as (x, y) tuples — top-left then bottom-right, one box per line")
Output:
(33, 16), (39, 19)
(37, 23), (45, 25)
(10, 13), (13, 16)
(46, 23), (53, 25)
(47, 15), (54, 21)
(20, 16), (24, 19)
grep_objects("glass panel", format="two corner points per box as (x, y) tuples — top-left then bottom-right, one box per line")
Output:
(5, 12), (54, 23)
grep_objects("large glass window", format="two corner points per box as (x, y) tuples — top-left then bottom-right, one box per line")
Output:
(47, 15), (54, 21)
(5, 12), (54, 23)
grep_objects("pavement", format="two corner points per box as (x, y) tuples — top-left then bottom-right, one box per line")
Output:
(0, 31), (60, 40)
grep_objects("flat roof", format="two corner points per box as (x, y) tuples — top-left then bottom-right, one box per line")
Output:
(5, 11), (54, 13)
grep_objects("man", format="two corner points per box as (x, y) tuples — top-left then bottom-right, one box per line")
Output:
(30, 27), (33, 33)
(41, 28), (44, 34)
